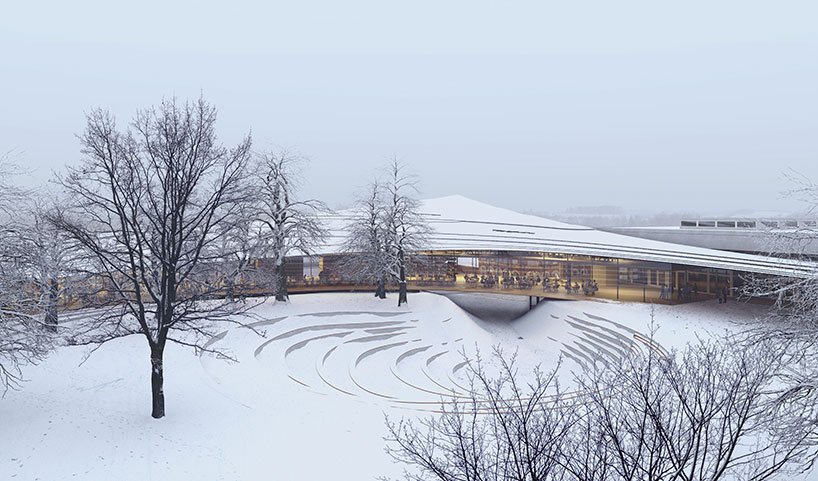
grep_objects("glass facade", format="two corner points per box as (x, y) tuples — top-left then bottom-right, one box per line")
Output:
(281, 250), (738, 304)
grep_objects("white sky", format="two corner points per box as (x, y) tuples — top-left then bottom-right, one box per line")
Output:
(1, 0), (817, 215)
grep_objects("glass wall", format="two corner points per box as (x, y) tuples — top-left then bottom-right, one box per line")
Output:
(279, 250), (736, 304)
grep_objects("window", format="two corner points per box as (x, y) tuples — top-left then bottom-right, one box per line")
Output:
(457, 257), (479, 268)
(303, 256), (320, 277)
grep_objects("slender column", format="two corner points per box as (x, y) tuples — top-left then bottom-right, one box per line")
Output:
(616, 259), (620, 300)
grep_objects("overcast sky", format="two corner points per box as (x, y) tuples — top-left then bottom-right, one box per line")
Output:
(2, 0), (817, 216)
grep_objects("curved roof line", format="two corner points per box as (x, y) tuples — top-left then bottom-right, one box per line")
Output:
(318, 195), (818, 279)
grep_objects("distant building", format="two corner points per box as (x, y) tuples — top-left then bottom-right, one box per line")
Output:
(604, 218), (818, 257)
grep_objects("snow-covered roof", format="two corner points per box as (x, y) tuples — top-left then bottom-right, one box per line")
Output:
(319, 195), (818, 279)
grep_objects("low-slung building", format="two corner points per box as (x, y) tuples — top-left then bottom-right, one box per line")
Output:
(604, 219), (818, 257)
(285, 195), (817, 304)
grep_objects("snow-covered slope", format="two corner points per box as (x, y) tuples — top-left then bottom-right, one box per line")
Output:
(421, 194), (589, 230)
(0, 293), (776, 480)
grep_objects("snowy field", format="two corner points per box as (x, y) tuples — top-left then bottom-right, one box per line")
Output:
(1, 292), (770, 481)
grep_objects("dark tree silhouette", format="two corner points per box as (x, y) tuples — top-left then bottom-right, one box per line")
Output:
(386, 335), (815, 481)
(51, 97), (254, 418)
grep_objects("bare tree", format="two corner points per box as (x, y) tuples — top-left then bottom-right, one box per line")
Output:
(343, 181), (390, 299)
(385, 335), (815, 481)
(10, 201), (79, 332)
(216, 209), (271, 302)
(739, 171), (818, 317)
(50, 97), (254, 418)
(382, 158), (428, 306)
(0, 152), (52, 393)
(254, 151), (327, 302)
(384, 348), (573, 481)
(573, 333), (812, 481)
(343, 160), (428, 305)
(0, 256), (51, 394)
(739, 172), (818, 462)
(0, 151), (29, 218)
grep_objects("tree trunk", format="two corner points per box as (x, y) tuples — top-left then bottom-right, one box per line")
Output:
(275, 262), (288, 302)
(376, 276), (387, 299)
(225, 276), (235, 302)
(44, 278), (59, 332)
(150, 344), (165, 419)
(398, 264), (407, 306)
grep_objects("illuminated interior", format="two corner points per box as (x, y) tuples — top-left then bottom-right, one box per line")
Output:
(282, 250), (739, 304)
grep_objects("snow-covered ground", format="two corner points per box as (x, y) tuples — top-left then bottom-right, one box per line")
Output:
(1, 293), (770, 481)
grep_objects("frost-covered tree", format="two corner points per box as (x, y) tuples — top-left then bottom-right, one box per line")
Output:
(572, 334), (811, 481)
(0, 255), (51, 394)
(385, 348), (572, 481)
(0, 153), (52, 393)
(343, 159), (427, 305)
(51, 97), (254, 418)
(11, 202), (79, 332)
(216, 208), (271, 302)
(739, 172), (818, 458)
(254, 151), (327, 302)
(343, 181), (390, 299)
(382, 159), (427, 306)
(386, 336), (815, 481)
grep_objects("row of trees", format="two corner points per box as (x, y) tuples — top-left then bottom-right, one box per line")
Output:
(0, 97), (428, 417)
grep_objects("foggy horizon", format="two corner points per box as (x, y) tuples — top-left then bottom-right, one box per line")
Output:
(3, 1), (817, 216)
